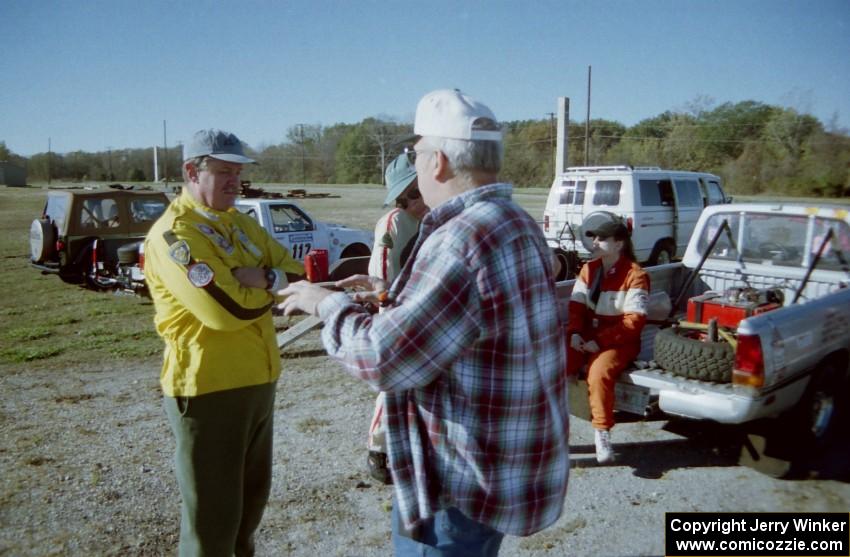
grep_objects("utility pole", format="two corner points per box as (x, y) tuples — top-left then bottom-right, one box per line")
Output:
(163, 120), (169, 187)
(153, 146), (159, 183)
(299, 124), (306, 186)
(107, 147), (114, 181)
(47, 137), (51, 185)
(555, 97), (570, 176)
(584, 65), (592, 166)
(546, 112), (556, 150)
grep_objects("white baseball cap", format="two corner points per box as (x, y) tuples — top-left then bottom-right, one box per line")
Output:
(413, 89), (502, 141)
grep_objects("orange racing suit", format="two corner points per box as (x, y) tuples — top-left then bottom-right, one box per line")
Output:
(566, 256), (649, 430)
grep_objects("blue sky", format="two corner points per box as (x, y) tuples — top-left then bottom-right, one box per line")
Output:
(2, 0), (849, 157)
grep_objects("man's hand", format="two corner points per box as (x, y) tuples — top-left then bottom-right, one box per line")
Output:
(334, 274), (387, 304)
(232, 267), (267, 289)
(277, 281), (333, 317)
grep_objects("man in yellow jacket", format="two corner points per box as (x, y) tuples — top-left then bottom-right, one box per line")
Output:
(144, 129), (303, 556)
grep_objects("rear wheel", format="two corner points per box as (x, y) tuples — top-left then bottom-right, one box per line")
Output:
(647, 239), (675, 266)
(750, 357), (850, 478)
(552, 248), (579, 281)
(790, 358), (848, 453)
(340, 243), (370, 258)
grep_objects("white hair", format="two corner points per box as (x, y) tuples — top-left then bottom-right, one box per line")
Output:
(420, 135), (503, 176)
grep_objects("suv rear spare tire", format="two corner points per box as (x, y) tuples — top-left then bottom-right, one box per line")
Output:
(653, 326), (734, 382)
(30, 218), (56, 263)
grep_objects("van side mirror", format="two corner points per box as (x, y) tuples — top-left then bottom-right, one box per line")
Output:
(726, 196), (734, 204)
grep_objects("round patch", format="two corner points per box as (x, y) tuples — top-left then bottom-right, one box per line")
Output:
(187, 263), (215, 287)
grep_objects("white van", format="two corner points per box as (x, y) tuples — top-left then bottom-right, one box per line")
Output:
(542, 166), (729, 276)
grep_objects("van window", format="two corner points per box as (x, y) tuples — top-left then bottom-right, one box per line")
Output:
(706, 180), (725, 205)
(592, 180), (621, 206)
(558, 180), (586, 205)
(639, 179), (674, 207)
(674, 180), (703, 207)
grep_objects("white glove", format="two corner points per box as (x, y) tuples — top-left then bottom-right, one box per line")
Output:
(570, 334), (585, 352)
(583, 340), (600, 353)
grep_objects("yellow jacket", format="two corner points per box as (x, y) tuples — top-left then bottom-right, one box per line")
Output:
(145, 190), (303, 396)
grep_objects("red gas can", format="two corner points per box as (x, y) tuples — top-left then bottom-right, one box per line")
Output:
(304, 249), (329, 283)
(686, 291), (781, 329)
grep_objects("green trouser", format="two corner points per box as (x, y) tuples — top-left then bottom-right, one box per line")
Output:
(164, 382), (276, 557)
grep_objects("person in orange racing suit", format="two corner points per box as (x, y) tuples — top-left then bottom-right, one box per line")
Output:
(566, 218), (649, 464)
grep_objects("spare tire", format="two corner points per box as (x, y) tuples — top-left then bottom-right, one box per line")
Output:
(117, 241), (142, 264)
(653, 326), (734, 383)
(30, 218), (56, 263)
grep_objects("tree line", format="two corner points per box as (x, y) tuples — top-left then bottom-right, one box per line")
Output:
(3, 100), (849, 197)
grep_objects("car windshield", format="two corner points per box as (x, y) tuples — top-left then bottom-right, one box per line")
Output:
(698, 211), (850, 270)
(269, 205), (312, 233)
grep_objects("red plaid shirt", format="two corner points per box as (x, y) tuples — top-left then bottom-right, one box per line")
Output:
(317, 183), (569, 536)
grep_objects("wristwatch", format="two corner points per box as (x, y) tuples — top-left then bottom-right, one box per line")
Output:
(265, 268), (277, 290)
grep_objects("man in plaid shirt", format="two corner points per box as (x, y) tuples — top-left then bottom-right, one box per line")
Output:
(279, 89), (569, 556)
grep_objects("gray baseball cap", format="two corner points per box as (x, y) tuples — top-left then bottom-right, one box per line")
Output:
(585, 219), (629, 239)
(183, 129), (256, 164)
(384, 154), (418, 206)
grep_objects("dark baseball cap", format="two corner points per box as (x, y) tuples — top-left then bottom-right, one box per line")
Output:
(183, 129), (255, 164)
(585, 220), (629, 239)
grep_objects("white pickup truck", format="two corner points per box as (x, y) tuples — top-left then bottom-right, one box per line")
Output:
(563, 203), (850, 475)
(234, 198), (373, 269)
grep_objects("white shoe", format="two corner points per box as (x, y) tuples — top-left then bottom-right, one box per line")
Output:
(594, 429), (615, 464)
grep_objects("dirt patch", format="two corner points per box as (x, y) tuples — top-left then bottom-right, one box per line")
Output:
(1, 327), (848, 556)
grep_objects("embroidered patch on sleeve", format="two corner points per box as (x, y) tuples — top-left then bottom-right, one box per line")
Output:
(187, 263), (215, 287)
(380, 232), (394, 249)
(168, 240), (191, 265)
(197, 223), (216, 236)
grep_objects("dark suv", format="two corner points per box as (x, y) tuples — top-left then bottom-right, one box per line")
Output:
(30, 188), (170, 292)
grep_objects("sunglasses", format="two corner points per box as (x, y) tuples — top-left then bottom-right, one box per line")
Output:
(405, 187), (421, 201)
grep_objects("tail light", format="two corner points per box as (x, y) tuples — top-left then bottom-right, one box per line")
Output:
(626, 217), (633, 233)
(733, 334), (764, 387)
(543, 214), (550, 232)
(138, 243), (145, 271)
(91, 239), (100, 266)
(56, 240), (65, 252)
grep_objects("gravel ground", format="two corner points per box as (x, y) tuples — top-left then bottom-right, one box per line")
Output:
(2, 323), (849, 556)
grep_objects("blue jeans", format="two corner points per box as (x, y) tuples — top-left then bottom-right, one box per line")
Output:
(391, 494), (505, 556)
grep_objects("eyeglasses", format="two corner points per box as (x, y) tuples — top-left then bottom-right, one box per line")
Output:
(403, 146), (436, 165)
(403, 146), (417, 165)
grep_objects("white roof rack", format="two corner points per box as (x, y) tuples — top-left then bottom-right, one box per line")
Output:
(562, 165), (663, 173)
(564, 165), (632, 172)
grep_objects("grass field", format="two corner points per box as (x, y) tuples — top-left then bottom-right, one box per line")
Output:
(0, 181), (548, 372)
(1, 181), (843, 372)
